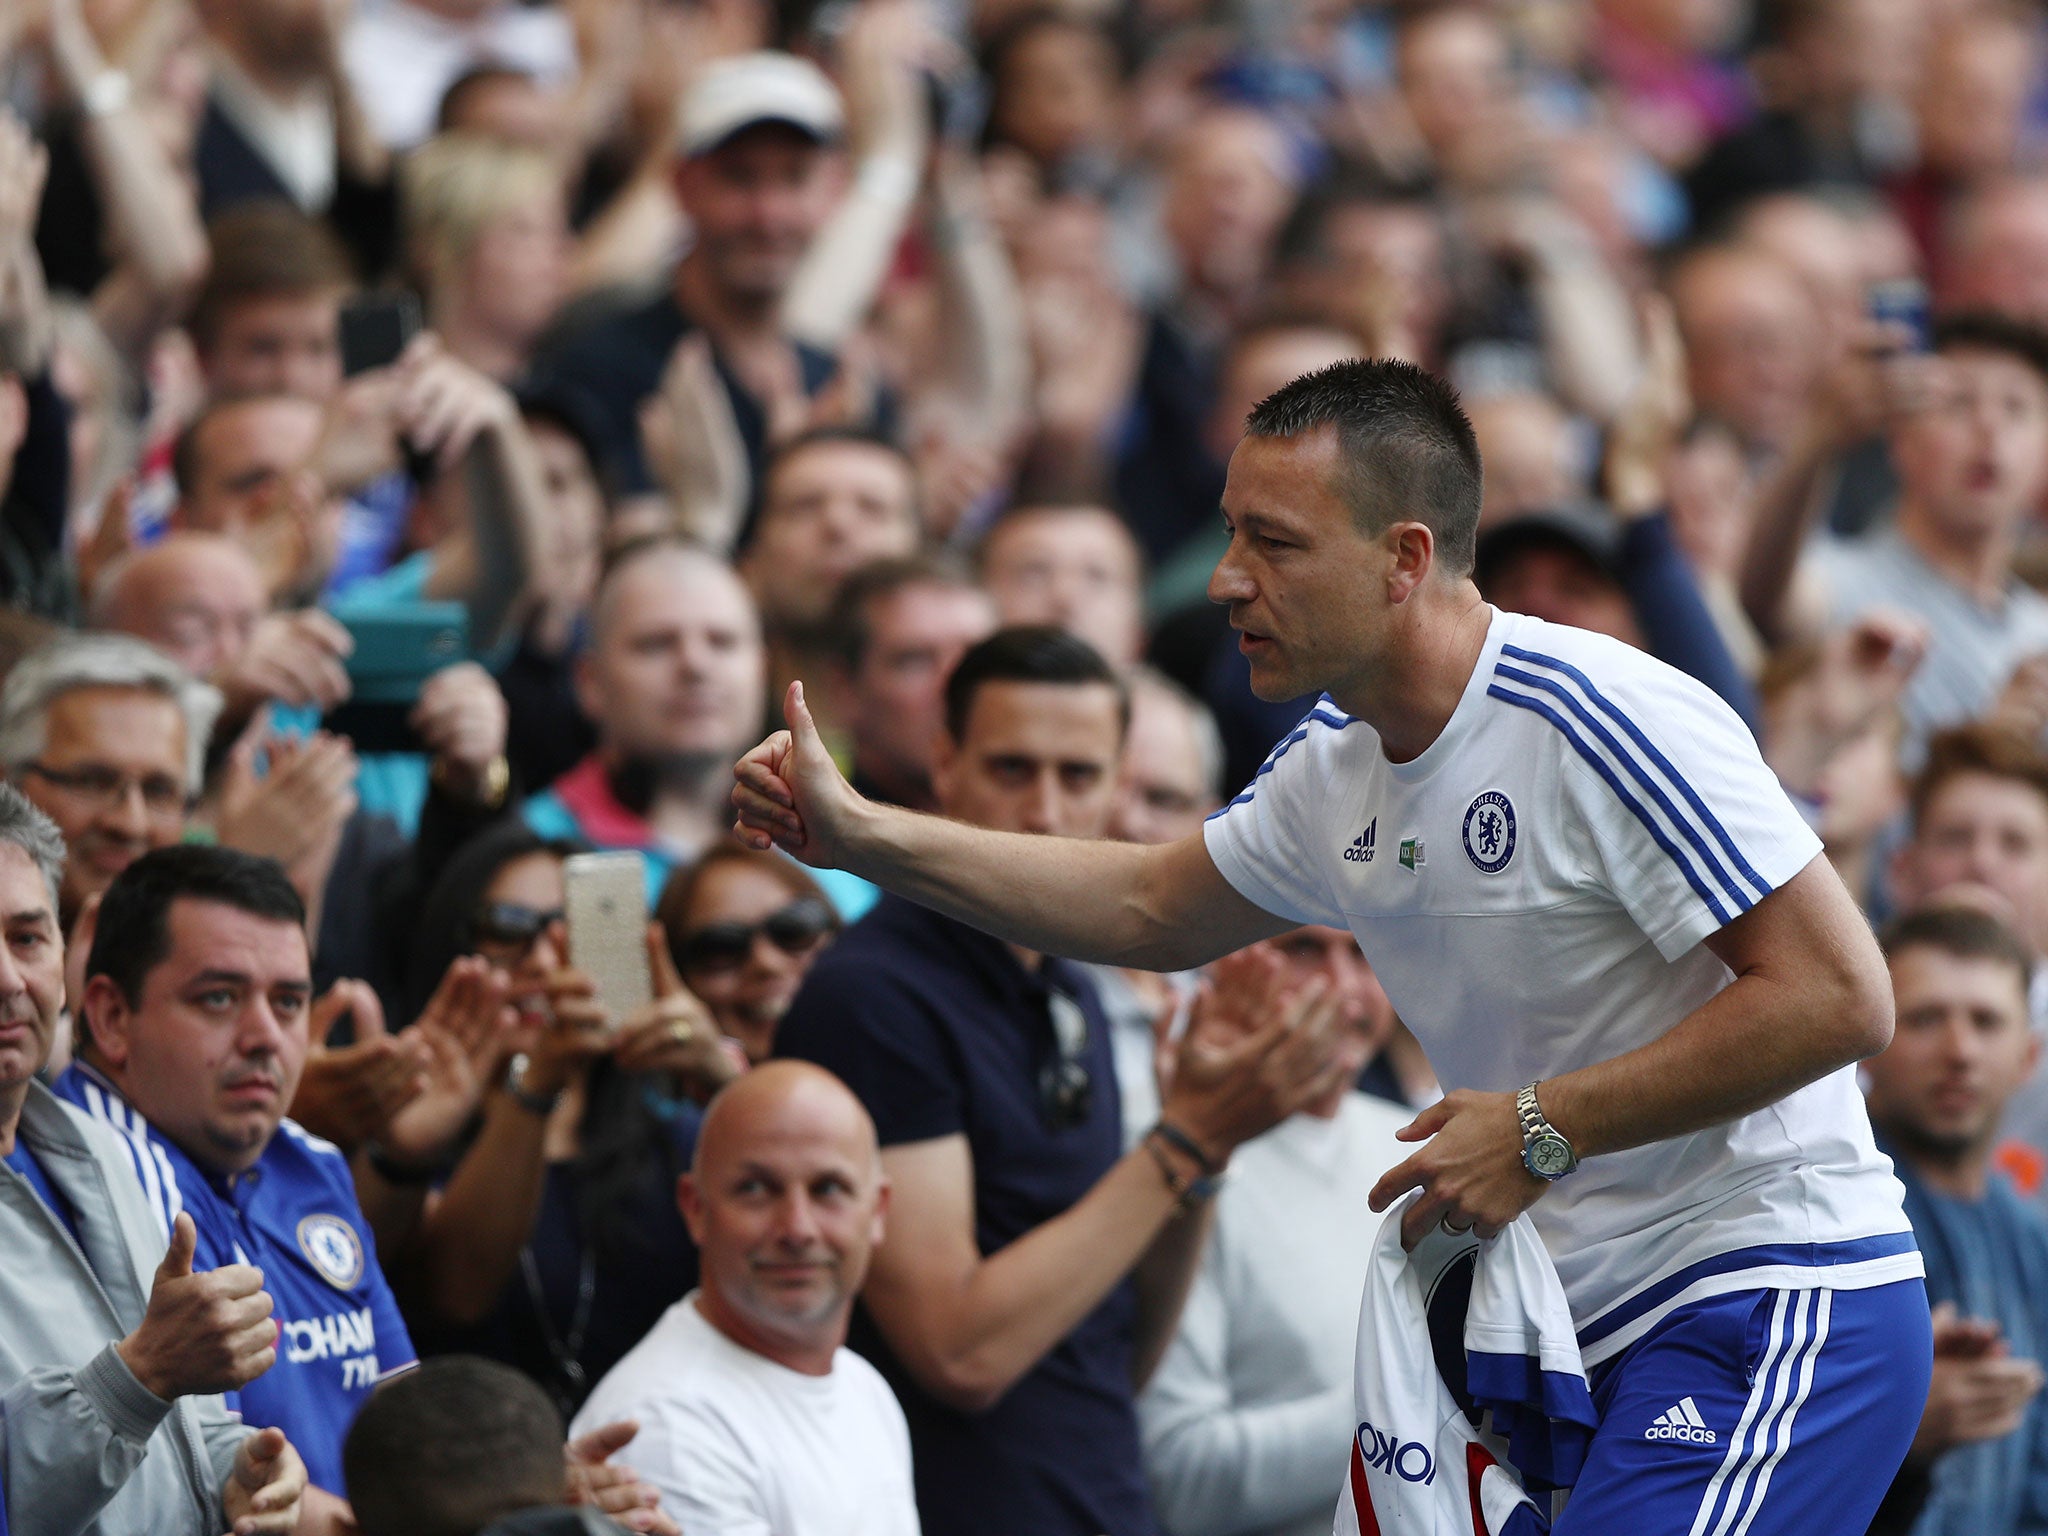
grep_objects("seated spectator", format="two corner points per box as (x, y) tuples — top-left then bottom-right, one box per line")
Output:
(776, 626), (1347, 1536)
(344, 1355), (678, 1536)
(656, 845), (841, 1067)
(977, 503), (1146, 670)
(345, 1356), (575, 1536)
(521, 539), (767, 908)
(1804, 314), (2048, 755)
(1893, 726), (2048, 944)
(0, 633), (218, 927)
(831, 556), (998, 812)
(167, 393), (337, 604)
(1665, 239), (1822, 472)
(1864, 906), (2048, 1536)
(1097, 667), (1223, 1139)
(192, 0), (391, 275)
(569, 1062), (917, 1533)
(397, 824), (732, 1417)
(532, 54), (883, 505)
(401, 133), (569, 385)
(0, 785), (309, 1536)
(1138, 940), (1414, 1536)
(53, 844), (413, 1516)
(739, 428), (921, 709)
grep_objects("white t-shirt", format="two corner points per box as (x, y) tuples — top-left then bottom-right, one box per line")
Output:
(1203, 608), (1921, 1366)
(343, 0), (577, 150)
(568, 1293), (921, 1535)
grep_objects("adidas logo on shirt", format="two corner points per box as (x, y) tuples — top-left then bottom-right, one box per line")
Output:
(1645, 1397), (1717, 1444)
(1345, 820), (1377, 863)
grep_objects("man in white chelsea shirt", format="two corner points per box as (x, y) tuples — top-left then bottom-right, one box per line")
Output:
(569, 1060), (917, 1535)
(733, 358), (1931, 1535)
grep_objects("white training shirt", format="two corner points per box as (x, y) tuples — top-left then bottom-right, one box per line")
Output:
(568, 1293), (921, 1535)
(1204, 608), (1921, 1366)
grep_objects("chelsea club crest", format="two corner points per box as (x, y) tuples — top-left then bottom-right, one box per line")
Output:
(298, 1214), (365, 1290)
(1462, 791), (1517, 874)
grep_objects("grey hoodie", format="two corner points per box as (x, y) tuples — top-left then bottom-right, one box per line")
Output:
(1, 1079), (250, 1536)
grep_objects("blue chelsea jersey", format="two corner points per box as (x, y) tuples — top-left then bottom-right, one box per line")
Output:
(53, 1062), (416, 1494)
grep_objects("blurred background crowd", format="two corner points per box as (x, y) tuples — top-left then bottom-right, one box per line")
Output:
(6, 0), (2048, 1530)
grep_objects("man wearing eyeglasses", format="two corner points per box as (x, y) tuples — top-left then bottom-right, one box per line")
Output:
(774, 627), (1348, 1536)
(0, 633), (221, 928)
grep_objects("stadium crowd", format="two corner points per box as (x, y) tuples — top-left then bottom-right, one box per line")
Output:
(3, 0), (2048, 1530)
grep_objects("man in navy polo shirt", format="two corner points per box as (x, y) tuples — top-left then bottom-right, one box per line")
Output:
(775, 627), (1346, 1536)
(54, 845), (413, 1522)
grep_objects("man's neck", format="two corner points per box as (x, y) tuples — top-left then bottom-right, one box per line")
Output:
(0, 1081), (27, 1156)
(673, 256), (781, 348)
(608, 750), (728, 853)
(210, 32), (323, 99)
(1895, 499), (2017, 607)
(435, 307), (525, 385)
(1326, 583), (1493, 764)
(1885, 1120), (1993, 1201)
(693, 1288), (840, 1377)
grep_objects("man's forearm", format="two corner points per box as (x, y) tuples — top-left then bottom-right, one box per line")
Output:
(880, 1145), (1189, 1411)
(1131, 1201), (1213, 1390)
(1540, 967), (1877, 1160)
(838, 804), (1265, 969)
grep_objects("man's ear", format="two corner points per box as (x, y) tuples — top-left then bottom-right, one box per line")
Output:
(572, 648), (603, 731)
(1384, 520), (1435, 605)
(929, 730), (960, 809)
(79, 975), (136, 1070)
(0, 376), (26, 482)
(869, 1176), (891, 1247)
(677, 1171), (705, 1244)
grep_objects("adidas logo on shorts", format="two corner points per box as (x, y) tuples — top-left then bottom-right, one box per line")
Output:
(1645, 1397), (1717, 1444)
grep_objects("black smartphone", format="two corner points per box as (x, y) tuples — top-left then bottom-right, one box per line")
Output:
(339, 293), (422, 377)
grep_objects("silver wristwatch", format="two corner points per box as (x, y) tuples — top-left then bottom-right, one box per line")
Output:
(1517, 1082), (1578, 1181)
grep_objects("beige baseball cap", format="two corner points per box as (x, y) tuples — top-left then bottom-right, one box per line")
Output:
(678, 52), (845, 158)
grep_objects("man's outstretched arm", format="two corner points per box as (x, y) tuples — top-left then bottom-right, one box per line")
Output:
(733, 683), (1288, 970)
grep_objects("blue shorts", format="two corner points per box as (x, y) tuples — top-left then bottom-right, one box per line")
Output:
(1558, 1280), (1931, 1535)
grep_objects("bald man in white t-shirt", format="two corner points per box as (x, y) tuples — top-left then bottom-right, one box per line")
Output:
(570, 1062), (917, 1535)
(734, 358), (1930, 1536)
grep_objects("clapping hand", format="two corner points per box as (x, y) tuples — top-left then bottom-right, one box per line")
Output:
(376, 958), (517, 1169)
(565, 1419), (680, 1536)
(288, 982), (429, 1154)
(222, 1426), (307, 1536)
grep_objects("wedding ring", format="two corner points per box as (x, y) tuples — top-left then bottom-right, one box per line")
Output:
(668, 1020), (694, 1045)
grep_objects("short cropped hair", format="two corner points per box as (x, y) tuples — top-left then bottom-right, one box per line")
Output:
(0, 782), (66, 909)
(1933, 311), (2048, 389)
(1244, 358), (1484, 576)
(402, 133), (562, 297)
(86, 846), (305, 1008)
(344, 1356), (568, 1536)
(1879, 904), (2034, 993)
(829, 553), (982, 672)
(942, 625), (1129, 742)
(0, 634), (222, 794)
(1909, 724), (2048, 829)
(190, 203), (352, 354)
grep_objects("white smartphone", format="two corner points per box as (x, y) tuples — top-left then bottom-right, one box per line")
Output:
(562, 852), (653, 1024)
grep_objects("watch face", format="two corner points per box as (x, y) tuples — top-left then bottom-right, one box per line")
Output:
(1527, 1134), (1574, 1179)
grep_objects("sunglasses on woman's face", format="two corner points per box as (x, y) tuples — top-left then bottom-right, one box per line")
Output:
(472, 902), (566, 954)
(677, 899), (837, 974)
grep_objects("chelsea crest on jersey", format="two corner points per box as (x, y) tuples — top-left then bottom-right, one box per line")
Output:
(1203, 607), (1922, 1366)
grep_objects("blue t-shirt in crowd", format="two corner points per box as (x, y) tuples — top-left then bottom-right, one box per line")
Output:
(774, 894), (1153, 1536)
(53, 1062), (415, 1494)
(2, 1137), (79, 1248)
(1883, 1132), (2048, 1536)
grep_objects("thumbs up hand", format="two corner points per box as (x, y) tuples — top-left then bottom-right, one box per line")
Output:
(118, 1213), (279, 1401)
(731, 681), (862, 867)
